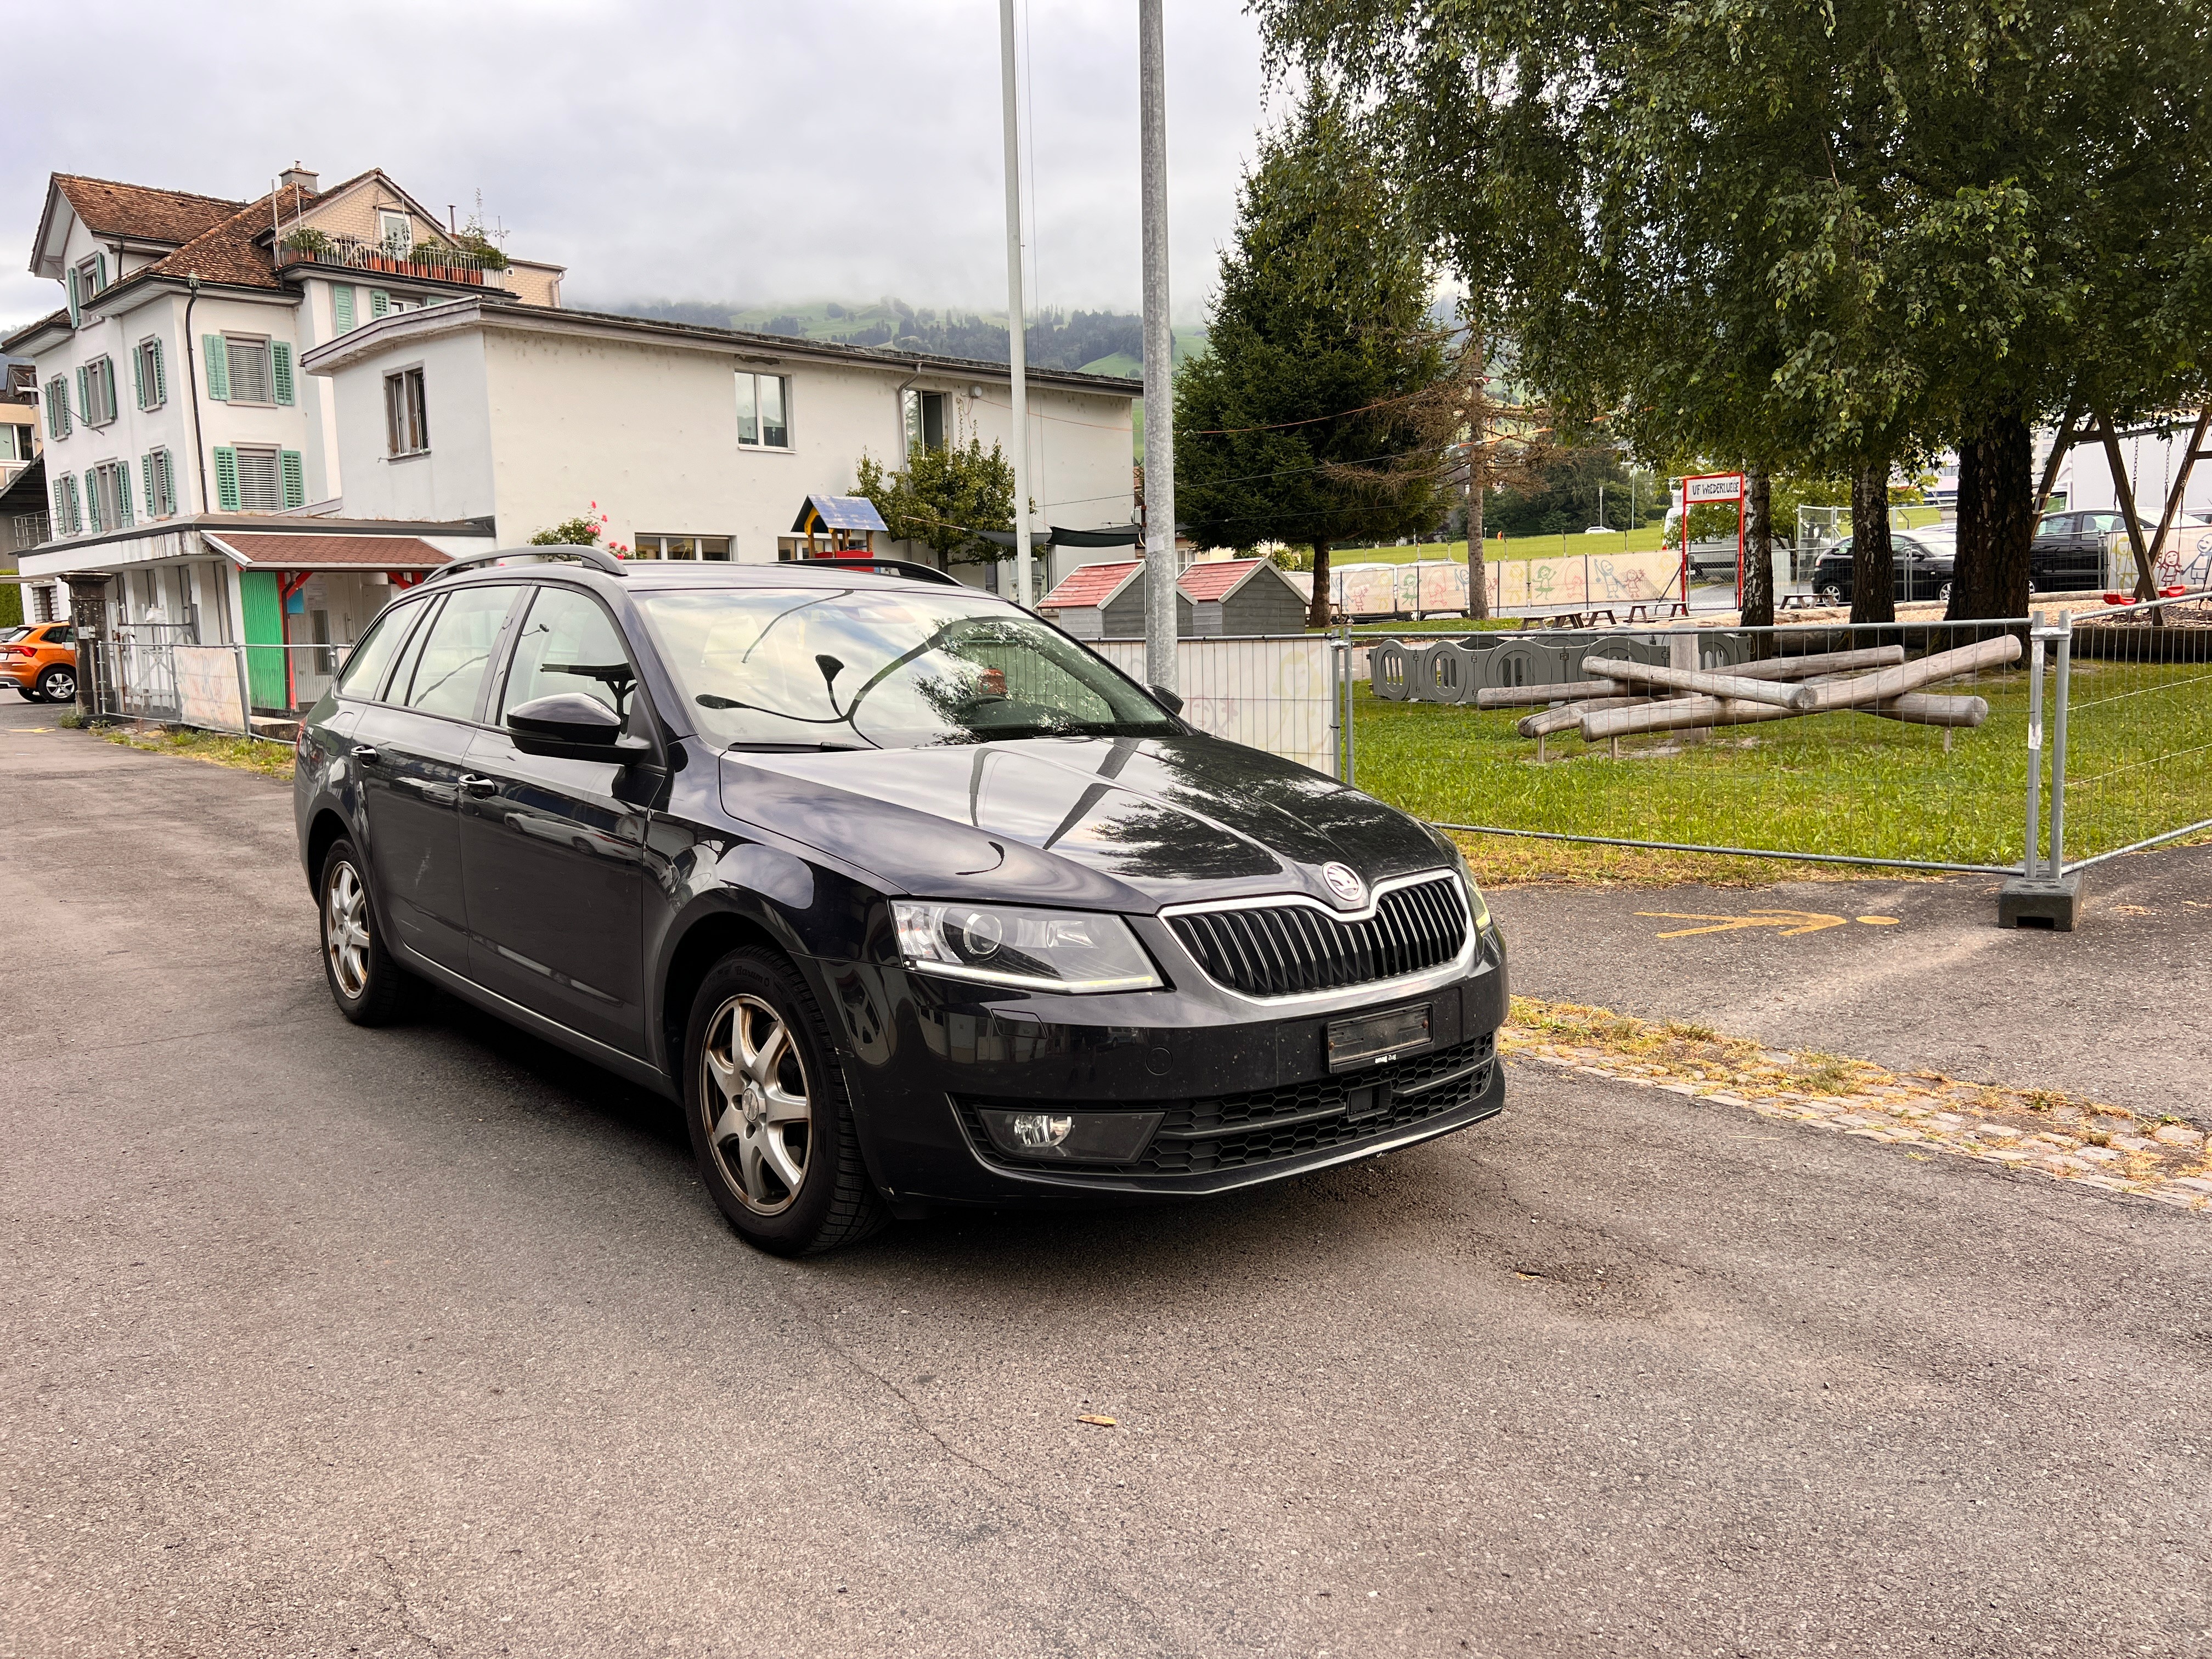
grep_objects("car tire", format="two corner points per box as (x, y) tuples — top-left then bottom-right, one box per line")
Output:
(35, 665), (75, 704)
(682, 947), (888, 1257)
(1937, 580), (1953, 602)
(319, 838), (412, 1026)
(1816, 583), (1845, 606)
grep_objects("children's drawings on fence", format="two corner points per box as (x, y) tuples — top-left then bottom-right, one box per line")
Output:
(1331, 550), (1683, 618)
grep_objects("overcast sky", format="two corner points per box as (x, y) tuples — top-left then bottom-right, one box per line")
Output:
(1, 0), (1272, 337)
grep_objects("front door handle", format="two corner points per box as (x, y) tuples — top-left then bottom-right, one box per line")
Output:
(460, 775), (500, 797)
(353, 746), (381, 766)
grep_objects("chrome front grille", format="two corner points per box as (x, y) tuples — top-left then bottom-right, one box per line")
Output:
(1166, 873), (1469, 999)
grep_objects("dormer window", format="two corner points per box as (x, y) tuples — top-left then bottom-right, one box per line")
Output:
(76, 254), (106, 298)
(377, 211), (413, 257)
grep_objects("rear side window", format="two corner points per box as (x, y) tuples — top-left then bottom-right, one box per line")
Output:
(334, 602), (419, 700)
(501, 586), (638, 722)
(398, 585), (516, 720)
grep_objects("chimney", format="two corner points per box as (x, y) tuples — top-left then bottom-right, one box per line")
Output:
(279, 161), (318, 194)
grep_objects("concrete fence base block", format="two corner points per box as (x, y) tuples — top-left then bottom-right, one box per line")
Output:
(1997, 874), (2085, 932)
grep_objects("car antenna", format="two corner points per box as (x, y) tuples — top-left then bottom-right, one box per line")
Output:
(816, 654), (845, 716)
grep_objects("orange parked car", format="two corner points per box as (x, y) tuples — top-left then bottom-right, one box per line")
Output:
(0, 622), (78, 703)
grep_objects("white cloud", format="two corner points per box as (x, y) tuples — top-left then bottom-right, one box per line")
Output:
(0, 0), (1269, 337)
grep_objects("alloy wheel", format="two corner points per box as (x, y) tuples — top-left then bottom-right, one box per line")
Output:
(325, 860), (371, 998)
(702, 994), (813, 1214)
(43, 670), (75, 702)
(1817, 584), (1844, 606)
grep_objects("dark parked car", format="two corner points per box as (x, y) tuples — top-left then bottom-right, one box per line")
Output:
(294, 549), (1509, 1255)
(1810, 532), (1955, 606)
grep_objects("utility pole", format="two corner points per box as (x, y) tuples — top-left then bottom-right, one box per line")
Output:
(1138, 0), (1177, 691)
(998, 0), (1035, 607)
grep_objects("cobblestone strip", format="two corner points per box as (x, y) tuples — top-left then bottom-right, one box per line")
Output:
(1500, 998), (2212, 1212)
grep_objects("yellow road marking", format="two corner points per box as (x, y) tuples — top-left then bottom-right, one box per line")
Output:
(1855, 915), (1900, 926)
(1635, 909), (1902, 939)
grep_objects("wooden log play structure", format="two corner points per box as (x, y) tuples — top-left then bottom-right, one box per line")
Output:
(1505, 634), (2021, 744)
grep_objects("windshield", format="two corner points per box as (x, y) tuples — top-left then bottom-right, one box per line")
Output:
(0, 627), (28, 644)
(635, 586), (1179, 751)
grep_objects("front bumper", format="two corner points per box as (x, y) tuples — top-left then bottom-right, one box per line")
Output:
(819, 921), (1511, 1209)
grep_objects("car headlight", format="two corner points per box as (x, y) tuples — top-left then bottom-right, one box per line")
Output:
(891, 900), (1163, 994)
(1431, 832), (1491, 932)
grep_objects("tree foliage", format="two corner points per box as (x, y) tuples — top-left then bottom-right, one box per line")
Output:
(1255, 0), (2212, 616)
(852, 437), (1017, 567)
(1175, 83), (1450, 624)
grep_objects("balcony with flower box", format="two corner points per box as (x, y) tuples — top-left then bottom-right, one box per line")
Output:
(276, 228), (508, 289)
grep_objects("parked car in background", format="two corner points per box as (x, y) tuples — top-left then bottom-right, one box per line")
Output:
(294, 549), (1510, 1256)
(0, 623), (77, 702)
(1686, 540), (1742, 583)
(1809, 532), (1955, 605)
(2030, 510), (2127, 591)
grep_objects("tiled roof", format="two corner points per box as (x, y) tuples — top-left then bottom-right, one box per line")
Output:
(1, 308), (69, 354)
(208, 532), (452, 571)
(124, 184), (320, 294)
(1176, 558), (1267, 601)
(1037, 560), (1142, 610)
(54, 175), (244, 245)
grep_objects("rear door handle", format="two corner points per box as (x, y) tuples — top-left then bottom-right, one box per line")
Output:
(460, 775), (499, 797)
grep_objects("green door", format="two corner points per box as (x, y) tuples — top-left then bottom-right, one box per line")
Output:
(240, 571), (289, 710)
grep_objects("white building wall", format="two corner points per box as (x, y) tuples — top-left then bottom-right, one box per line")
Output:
(2060, 428), (2212, 522)
(328, 324), (496, 526)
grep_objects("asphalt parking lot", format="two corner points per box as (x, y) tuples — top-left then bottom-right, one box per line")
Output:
(3, 704), (2209, 1657)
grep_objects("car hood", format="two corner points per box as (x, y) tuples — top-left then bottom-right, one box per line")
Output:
(715, 733), (1448, 912)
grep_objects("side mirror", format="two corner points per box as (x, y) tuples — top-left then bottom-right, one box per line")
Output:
(507, 692), (653, 763)
(1150, 685), (1185, 717)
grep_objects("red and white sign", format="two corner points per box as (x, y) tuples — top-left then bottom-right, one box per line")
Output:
(1683, 472), (1745, 505)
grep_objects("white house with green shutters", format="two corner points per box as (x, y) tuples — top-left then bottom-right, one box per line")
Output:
(3, 166), (557, 697)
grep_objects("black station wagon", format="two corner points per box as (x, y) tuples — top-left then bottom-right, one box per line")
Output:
(294, 548), (1509, 1254)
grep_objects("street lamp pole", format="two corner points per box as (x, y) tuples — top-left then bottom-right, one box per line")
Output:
(998, 0), (1035, 607)
(1138, 0), (1177, 691)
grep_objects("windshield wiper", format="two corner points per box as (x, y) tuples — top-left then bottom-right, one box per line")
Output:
(723, 740), (876, 752)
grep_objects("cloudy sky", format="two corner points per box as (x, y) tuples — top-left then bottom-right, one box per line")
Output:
(0, 0), (1273, 336)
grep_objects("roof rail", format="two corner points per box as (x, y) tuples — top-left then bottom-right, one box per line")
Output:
(422, 545), (628, 584)
(782, 556), (962, 588)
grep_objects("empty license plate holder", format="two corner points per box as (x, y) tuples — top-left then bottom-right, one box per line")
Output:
(1327, 1003), (1432, 1073)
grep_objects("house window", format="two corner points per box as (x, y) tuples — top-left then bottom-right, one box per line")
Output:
(385, 368), (429, 455)
(735, 372), (791, 449)
(45, 376), (71, 439)
(76, 253), (106, 299)
(134, 337), (166, 410)
(378, 211), (413, 256)
(14, 511), (50, 551)
(630, 535), (731, 562)
(225, 336), (274, 404)
(903, 388), (947, 454)
(86, 460), (131, 533)
(143, 449), (177, 518)
(235, 445), (283, 511)
(54, 473), (81, 535)
(80, 357), (119, 427)
(0, 423), (32, 462)
(31, 584), (58, 622)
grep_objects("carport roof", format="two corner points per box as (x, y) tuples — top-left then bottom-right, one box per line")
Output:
(204, 532), (453, 572)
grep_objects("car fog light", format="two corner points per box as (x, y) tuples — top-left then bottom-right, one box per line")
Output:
(976, 1108), (1165, 1163)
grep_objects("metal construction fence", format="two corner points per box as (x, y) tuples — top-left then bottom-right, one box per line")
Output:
(2039, 591), (2212, 877)
(84, 637), (352, 736)
(1346, 596), (2212, 879)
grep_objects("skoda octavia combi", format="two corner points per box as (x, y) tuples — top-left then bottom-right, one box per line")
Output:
(294, 549), (1509, 1254)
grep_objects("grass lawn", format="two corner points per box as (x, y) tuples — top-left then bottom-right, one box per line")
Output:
(100, 723), (293, 778)
(1350, 649), (2212, 876)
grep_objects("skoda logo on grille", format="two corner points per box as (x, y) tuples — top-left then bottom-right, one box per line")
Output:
(1321, 862), (1365, 907)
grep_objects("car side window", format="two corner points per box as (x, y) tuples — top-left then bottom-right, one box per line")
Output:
(333, 603), (417, 701)
(2035, 515), (2070, 539)
(398, 586), (517, 720)
(501, 586), (637, 722)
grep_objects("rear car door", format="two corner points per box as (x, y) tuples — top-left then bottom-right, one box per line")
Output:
(457, 583), (652, 1053)
(353, 584), (523, 973)
(2031, 514), (2074, 591)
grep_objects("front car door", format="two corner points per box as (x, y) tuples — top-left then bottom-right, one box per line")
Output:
(457, 583), (652, 1054)
(353, 584), (522, 973)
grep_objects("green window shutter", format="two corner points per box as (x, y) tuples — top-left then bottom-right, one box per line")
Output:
(152, 338), (167, 405)
(133, 343), (146, 409)
(117, 462), (133, 527)
(204, 334), (230, 401)
(271, 342), (296, 406)
(213, 446), (241, 511)
(163, 449), (178, 516)
(369, 289), (390, 319)
(86, 471), (103, 533)
(95, 252), (108, 290)
(66, 268), (80, 327)
(76, 365), (89, 418)
(332, 284), (356, 332)
(280, 449), (305, 508)
(142, 453), (155, 513)
(65, 476), (81, 534)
